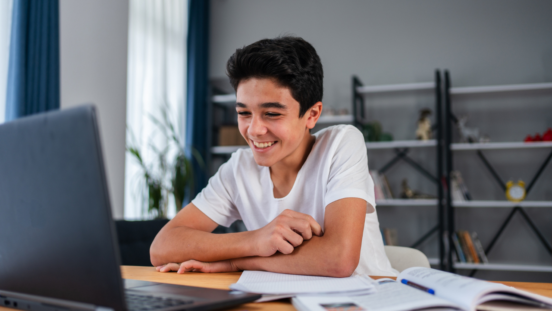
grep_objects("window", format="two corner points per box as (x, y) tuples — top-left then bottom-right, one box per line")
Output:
(124, 0), (188, 219)
(0, 0), (13, 124)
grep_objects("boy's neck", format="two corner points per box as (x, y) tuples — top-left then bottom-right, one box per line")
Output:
(269, 130), (315, 181)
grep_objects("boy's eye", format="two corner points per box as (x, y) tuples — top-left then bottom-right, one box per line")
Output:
(237, 111), (250, 116)
(266, 112), (281, 117)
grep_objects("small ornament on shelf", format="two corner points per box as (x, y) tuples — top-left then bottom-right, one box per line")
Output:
(322, 108), (336, 116)
(399, 179), (436, 199)
(338, 108), (349, 115)
(525, 128), (552, 142)
(543, 128), (552, 141)
(415, 108), (432, 141)
(361, 121), (393, 142)
(457, 116), (480, 143)
(505, 180), (526, 202)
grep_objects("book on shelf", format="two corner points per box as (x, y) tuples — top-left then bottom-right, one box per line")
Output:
(471, 232), (489, 264)
(380, 229), (387, 245)
(380, 174), (394, 199)
(381, 228), (398, 246)
(453, 231), (489, 264)
(371, 170), (393, 200)
(452, 232), (466, 263)
(292, 267), (552, 311)
(457, 230), (473, 263)
(462, 230), (480, 264)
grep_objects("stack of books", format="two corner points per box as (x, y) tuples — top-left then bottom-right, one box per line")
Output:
(452, 231), (488, 264)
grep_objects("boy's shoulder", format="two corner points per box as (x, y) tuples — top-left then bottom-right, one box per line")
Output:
(314, 124), (364, 147)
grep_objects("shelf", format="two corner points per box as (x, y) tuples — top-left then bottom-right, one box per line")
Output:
(356, 82), (434, 94)
(453, 201), (552, 208)
(451, 141), (552, 151)
(428, 258), (440, 265)
(453, 262), (552, 272)
(366, 140), (437, 150)
(450, 82), (552, 95)
(377, 199), (438, 207)
(212, 94), (236, 104)
(318, 115), (353, 124)
(212, 140), (438, 154)
(211, 145), (247, 154)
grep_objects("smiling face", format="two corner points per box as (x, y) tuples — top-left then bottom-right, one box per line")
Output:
(236, 78), (321, 168)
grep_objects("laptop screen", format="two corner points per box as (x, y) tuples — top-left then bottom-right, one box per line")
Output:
(0, 106), (126, 311)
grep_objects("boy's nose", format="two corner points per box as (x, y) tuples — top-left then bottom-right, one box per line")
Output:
(248, 116), (268, 137)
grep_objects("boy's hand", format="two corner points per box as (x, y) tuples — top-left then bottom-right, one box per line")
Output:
(252, 209), (323, 257)
(156, 260), (239, 273)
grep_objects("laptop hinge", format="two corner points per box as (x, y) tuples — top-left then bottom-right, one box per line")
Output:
(0, 290), (113, 311)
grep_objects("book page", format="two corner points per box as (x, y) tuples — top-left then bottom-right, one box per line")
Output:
(353, 280), (461, 311)
(294, 280), (460, 311)
(229, 270), (375, 295)
(398, 267), (508, 311)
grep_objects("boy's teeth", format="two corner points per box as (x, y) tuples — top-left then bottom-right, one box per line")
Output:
(254, 141), (275, 148)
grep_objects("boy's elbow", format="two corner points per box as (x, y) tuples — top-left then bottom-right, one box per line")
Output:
(149, 239), (166, 267)
(327, 246), (360, 278)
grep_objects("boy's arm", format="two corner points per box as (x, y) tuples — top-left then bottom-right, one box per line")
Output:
(149, 203), (322, 267)
(159, 198), (367, 277)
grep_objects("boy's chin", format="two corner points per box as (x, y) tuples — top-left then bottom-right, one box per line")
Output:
(252, 154), (278, 167)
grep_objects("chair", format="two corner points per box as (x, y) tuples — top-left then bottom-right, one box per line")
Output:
(384, 245), (430, 272)
(115, 219), (169, 266)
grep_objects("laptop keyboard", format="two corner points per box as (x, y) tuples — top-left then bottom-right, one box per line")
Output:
(125, 293), (194, 311)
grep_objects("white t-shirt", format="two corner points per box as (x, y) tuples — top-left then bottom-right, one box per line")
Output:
(192, 125), (397, 276)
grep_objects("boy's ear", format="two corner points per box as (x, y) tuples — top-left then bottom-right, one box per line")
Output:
(305, 102), (323, 130)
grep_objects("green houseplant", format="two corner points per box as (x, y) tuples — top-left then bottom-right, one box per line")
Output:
(127, 106), (202, 219)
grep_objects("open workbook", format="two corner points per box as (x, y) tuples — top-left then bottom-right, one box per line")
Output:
(293, 267), (552, 311)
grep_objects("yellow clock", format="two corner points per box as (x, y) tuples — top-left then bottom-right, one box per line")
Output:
(505, 180), (526, 202)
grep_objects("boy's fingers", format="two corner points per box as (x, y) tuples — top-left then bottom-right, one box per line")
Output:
(294, 213), (322, 237)
(281, 226), (304, 247)
(160, 263), (180, 272)
(276, 240), (294, 255)
(178, 260), (202, 273)
(287, 218), (312, 240)
(282, 210), (322, 238)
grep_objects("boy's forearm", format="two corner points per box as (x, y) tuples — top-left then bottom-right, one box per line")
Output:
(232, 235), (360, 278)
(150, 226), (256, 266)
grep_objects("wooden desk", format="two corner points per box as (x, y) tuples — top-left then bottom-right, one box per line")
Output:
(2, 266), (552, 311)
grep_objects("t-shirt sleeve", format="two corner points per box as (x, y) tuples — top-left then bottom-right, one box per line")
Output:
(324, 126), (376, 211)
(191, 153), (241, 227)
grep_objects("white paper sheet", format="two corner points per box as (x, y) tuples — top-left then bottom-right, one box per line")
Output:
(229, 270), (376, 295)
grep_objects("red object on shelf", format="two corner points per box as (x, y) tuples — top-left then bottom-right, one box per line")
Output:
(524, 135), (533, 142)
(543, 128), (552, 141)
(533, 133), (543, 142)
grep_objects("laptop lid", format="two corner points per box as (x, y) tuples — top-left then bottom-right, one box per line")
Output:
(0, 106), (126, 311)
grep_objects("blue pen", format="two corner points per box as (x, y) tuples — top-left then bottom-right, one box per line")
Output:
(401, 279), (435, 295)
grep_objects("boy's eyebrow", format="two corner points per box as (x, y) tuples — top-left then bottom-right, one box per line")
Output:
(235, 102), (288, 109)
(261, 102), (287, 109)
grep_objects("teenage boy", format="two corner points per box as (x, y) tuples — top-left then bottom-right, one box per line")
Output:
(150, 36), (396, 277)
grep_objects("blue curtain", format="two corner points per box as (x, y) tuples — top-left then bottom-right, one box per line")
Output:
(5, 0), (60, 121)
(185, 0), (210, 199)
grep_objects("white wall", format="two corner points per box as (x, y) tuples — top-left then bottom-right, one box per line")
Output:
(60, 0), (129, 219)
(210, 0), (552, 282)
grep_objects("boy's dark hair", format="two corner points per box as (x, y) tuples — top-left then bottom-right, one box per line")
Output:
(226, 36), (323, 118)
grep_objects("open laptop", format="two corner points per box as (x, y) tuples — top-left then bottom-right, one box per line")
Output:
(0, 106), (260, 311)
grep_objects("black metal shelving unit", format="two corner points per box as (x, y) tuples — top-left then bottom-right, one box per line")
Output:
(443, 70), (552, 275)
(353, 71), (446, 271)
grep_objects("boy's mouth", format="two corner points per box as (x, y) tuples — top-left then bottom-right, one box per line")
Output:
(252, 140), (277, 149)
